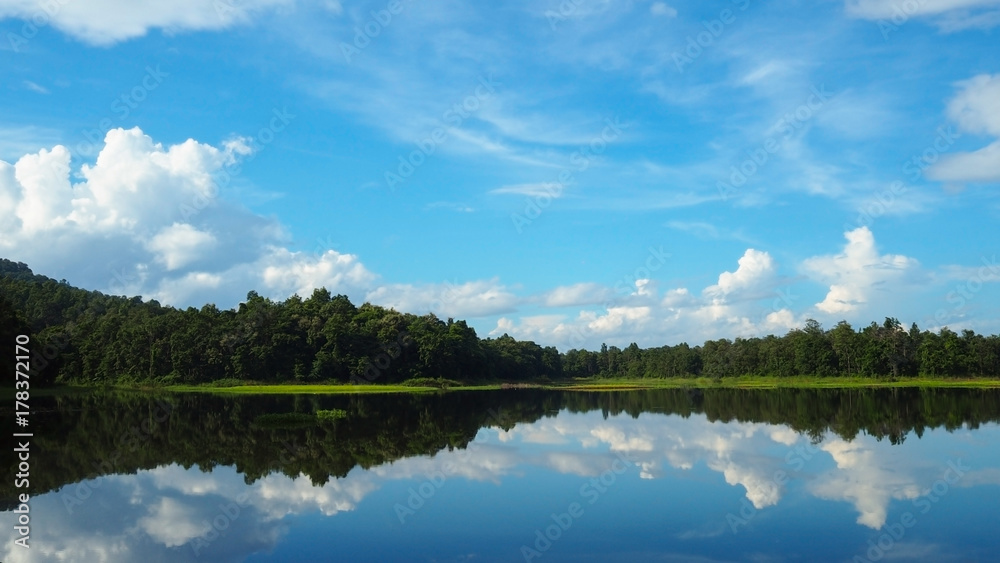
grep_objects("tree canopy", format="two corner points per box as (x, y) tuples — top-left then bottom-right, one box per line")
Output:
(2, 258), (999, 385)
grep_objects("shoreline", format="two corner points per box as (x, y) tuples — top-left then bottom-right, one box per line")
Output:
(11, 376), (1000, 398)
(148, 376), (1000, 394)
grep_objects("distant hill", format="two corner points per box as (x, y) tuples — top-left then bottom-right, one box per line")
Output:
(0, 258), (563, 386)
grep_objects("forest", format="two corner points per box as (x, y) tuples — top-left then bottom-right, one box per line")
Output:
(2, 258), (999, 386)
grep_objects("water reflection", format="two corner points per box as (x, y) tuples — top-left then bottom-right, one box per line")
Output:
(1, 389), (999, 562)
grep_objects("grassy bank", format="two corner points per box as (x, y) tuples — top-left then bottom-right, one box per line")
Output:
(12, 376), (999, 398)
(153, 375), (1000, 394)
(164, 383), (444, 394)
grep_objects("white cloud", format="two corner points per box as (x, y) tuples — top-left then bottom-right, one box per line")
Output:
(929, 74), (1000, 183)
(802, 227), (919, 314)
(490, 182), (564, 198)
(927, 140), (1000, 183)
(491, 251), (799, 350)
(845, 0), (1000, 29)
(945, 74), (1000, 136)
(425, 201), (475, 213)
(542, 282), (614, 307)
(22, 80), (49, 94)
(0, 129), (382, 311)
(262, 248), (376, 301)
(704, 249), (776, 298)
(146, 223), (217, 271)
(365, 278), (520, 318)
(0, 0), (300, 46)
(650, 2), (678, 17)
(740, 61), (791, 86)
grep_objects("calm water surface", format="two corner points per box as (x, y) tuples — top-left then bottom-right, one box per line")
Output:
(2, 389), (999, 562)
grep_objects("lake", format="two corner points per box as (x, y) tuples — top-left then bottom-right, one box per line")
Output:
(2, 388), (1000, 562)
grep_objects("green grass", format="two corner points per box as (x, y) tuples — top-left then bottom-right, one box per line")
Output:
(48, 375), (1000, 397)
(164, 383), (441, 394)
(158, 379), (505, 395)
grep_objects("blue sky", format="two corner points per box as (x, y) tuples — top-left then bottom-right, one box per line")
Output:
(1, 0), (999, 350)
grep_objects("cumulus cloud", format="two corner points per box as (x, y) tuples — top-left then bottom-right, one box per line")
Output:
(146, 223), (218, 270)
(0, 0), (301, 46)
(0, 127), (379, 308)
(704, 249), (776, 299)
(801, 227), (919, 315)
(0, 127), (795, 337)
(364, 278), (520, 318)
(928, 74), (1000, 183)
(542, 282), (615, 308)
(491, 249), (796, 349)
(0, 129), (536, 320)
(3, 130), (979, 348)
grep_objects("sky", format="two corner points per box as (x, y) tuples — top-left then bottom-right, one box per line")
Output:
(1, 0), (999, 350)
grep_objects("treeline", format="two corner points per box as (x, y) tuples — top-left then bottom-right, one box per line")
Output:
(2, 258), (1000, 385)
(563, 318), (1000, 379)
(0, 259), (561, 385)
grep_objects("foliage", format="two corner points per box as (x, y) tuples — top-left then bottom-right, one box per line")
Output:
(252, 412), (318, 429)
(316, 408), (348, 421)
(3, 258), (1000, 385)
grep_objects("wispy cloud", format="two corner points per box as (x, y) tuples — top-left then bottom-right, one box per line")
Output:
(22, 80), (49, 94)
(490, 182), (564, 197)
